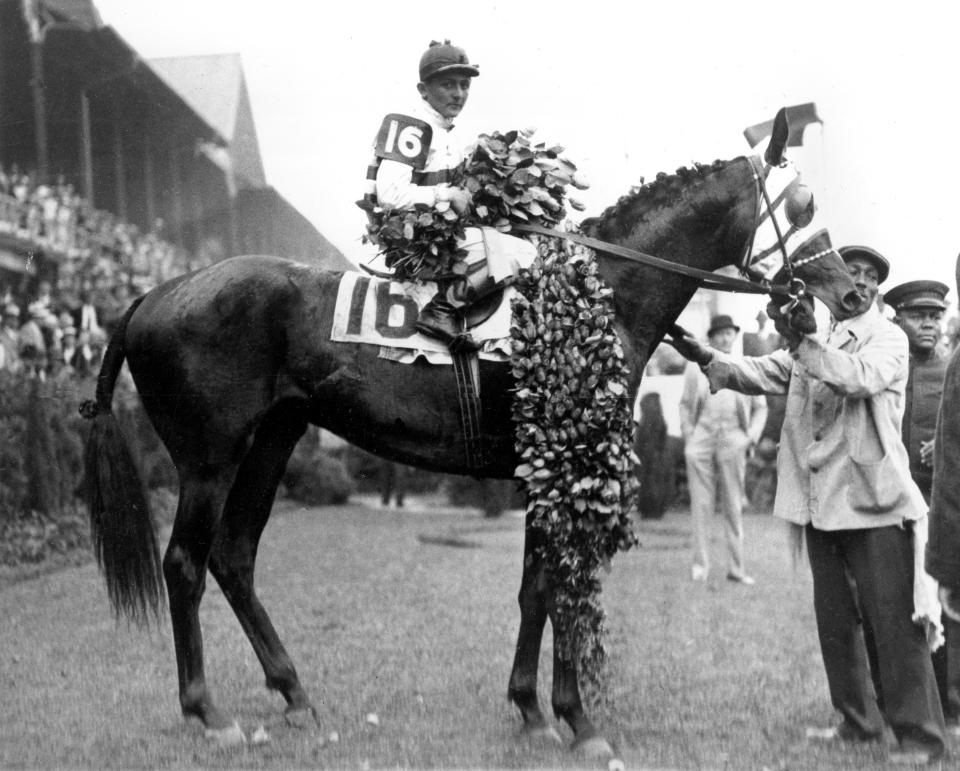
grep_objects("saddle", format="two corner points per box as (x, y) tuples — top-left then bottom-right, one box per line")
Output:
(359, 225), (536, 341)
(462, 289), (504, 330)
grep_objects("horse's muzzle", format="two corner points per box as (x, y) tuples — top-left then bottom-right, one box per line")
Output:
(839, 289), (865, 318)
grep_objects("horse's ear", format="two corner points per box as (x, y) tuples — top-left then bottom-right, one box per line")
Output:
(764, 108), (789, 165)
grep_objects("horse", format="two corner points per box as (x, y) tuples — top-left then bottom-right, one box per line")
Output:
(82, 126), (861, 756)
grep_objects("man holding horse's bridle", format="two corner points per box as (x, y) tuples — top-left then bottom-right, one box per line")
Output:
(360, 40), (510, 347)
(669, 245), (947, 765)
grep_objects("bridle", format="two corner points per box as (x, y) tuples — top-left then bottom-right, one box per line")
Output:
(515, 154), (829, 306)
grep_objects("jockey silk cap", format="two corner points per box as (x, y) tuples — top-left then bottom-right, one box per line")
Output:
(839, 244), (890, 285)
(707, 314), (740, 337)
(419, 40), (479, 81)
(884, 280), (949, 312)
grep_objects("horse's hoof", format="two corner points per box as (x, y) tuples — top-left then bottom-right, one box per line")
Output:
(572, 735), (615, 761)
(204, 720), (247, 747)
(284, 705), (319, 729)
(521, 722), (563, 746)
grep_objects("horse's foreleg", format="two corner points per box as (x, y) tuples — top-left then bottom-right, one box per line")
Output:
(163, 470), (241, 743)
(547, 598), (615, 759)
(507, 525), (560, 743)
(208, 410), (317, 727)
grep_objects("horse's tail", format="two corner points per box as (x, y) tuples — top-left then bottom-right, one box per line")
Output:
(79, 294), (164, 625)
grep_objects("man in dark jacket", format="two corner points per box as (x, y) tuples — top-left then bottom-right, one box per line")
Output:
(926, 256), (960, 736)
(888, 278), (960, 730)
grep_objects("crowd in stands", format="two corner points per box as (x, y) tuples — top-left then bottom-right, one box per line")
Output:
(0, 162), (220, 381)
(0, 280), (109, 380)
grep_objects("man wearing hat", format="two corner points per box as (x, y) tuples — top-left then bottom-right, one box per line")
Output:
(929, 255), (960, 741)
(668, 246), (947, 763)
(679, 314), (767, 585)
(60, 323), (78, 372)
(838, 244), (888, 310)
(888, 280), (950, 499)
(0, 302), (21, 373)
(18, 301), (46, 360)
(888, 278), (960, 731)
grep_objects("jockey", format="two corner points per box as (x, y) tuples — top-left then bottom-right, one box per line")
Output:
(361, 40), (510, 348)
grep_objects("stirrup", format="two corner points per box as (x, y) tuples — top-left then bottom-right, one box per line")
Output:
(449, 333), (481, 354)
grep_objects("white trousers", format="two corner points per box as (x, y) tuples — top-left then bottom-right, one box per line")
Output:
(684, 429), (750, 577)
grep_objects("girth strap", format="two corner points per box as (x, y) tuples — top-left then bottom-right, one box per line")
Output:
(451, 351), (485, 469)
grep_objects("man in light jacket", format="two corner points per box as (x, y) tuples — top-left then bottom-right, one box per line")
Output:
(669, 245), (945, 765)
(680, 314), (767, 584)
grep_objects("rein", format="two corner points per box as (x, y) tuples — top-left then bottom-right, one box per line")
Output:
(517, 153), (821, 302)
(362, 154), (819, 302)
(512, 222), (803, 297)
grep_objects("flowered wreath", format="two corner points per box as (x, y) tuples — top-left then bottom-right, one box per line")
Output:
(364, 129), (639, 691)
(361, 128), (587, 280)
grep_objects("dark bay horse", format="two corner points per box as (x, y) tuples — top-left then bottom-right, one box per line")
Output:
(83, 146), (861, 754)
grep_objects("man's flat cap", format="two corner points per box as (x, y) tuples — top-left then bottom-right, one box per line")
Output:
(839, 245), (890, 285)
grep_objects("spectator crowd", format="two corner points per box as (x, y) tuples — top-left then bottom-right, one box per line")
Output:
(0, 162), (221, 382)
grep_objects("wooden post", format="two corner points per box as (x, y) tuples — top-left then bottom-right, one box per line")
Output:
(79, 91), (94, 202)
(112, 101), (126, 220)
(0, 18), (5, 158)
(168, 144), (184, 246)
(30, 38), (49, 183)
(191, 161), (203, 252)
(143, 135), (156, 228)
(226, 182), (238, 257)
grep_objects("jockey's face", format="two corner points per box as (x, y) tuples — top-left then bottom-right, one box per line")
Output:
(418, 73), (472, 119)
(845, 256), (880, 310)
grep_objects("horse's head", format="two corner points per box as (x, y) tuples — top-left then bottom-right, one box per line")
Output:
(739, 108), (862, 321)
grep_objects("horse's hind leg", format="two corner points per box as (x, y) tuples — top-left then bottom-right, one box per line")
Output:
(163, 468), (241, 742)
(507, 521), (561, 744)
(207, 407), (317, 727)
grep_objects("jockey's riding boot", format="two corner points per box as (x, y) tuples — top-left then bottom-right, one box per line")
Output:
(415, 295), (463, 344)
(416, 275), (512, 350)
(462, 275), (510, 304)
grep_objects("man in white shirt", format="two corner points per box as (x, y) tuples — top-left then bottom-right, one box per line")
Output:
(679, 315), (767, 584)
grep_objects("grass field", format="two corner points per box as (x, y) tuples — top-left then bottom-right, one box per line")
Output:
(0, 496), (954, 769)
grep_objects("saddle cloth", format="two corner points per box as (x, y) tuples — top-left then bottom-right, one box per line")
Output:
(333, 227), (535, 364)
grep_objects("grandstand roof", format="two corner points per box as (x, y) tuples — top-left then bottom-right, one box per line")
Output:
(149, 54), (266, 187)
(37, 0), (103, 30)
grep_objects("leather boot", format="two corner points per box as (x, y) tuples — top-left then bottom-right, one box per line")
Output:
(416, 276), (512, 349)
(415, 295), (463, 344)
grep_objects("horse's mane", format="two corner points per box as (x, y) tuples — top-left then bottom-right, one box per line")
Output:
(582, 159), (735, 235)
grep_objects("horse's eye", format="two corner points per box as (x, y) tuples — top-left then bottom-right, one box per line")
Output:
(785, 184), (815, 228)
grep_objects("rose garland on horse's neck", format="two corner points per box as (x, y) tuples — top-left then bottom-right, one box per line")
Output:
(512, 235), (639, 692)
(367, 128), (638, 690)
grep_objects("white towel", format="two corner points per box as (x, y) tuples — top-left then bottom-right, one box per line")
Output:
(911, 514), (945, 652)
